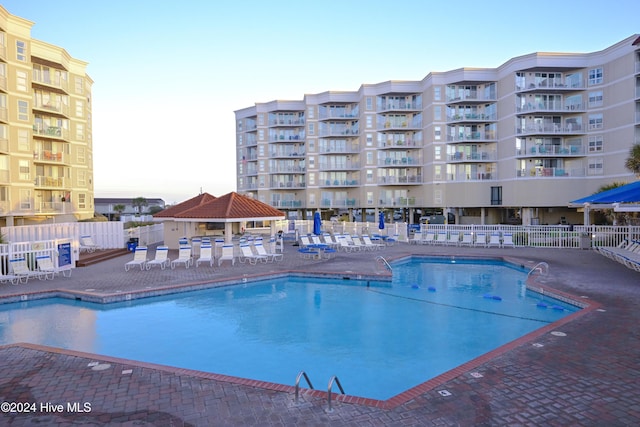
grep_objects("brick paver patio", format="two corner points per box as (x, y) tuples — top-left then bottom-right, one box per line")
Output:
(0, 242), (638, 426)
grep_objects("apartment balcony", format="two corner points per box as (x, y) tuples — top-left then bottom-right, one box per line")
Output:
(269, 149), (305, 158)
(32, 75), (69, 92)
(516, 80), (585, 93)
(270, 181), (306, 189)
(377, 102), (422, 113)
(268, 118), (305, 127)
(318, 161), (360, 171)
(318, 127), (359, 137)
(516, 167), (585, 178)
(378, 174), (423, 185)
(269, 133), (305, 142)
(319, 142), (359, 153)
(33, 125), (69, 140)
(446, 93), (497, 104)
(379, 197), (419, 207)
(320, 198), (358, 208)
(318, 109), (359, 120)
(377, 120), (422, 131)
(0, 137), (8, 154)
(378, 157), (421, 167)
(244, 135), (258, 147)
(270, 165), (306, 173)
(516, 145), (585, 157)
(516, 124), (584, 136)
(447, 151), (496, 162)
(271, 200), (303, 208)
(516, 103), (586, 114)
(0, 199), (8, 214)
(34, 201), (65, 214)
(446, 172), (496, 181)
(34, 176), (67, 188)
(33, 101), (70, 117)
(378, 137), (423, 149)
(240, 182), (258, 191)
(446, 113), (497, 123)
(320, 179), (359, 187)
(446, 131), (497, 143)
(33, 150), (67, 163)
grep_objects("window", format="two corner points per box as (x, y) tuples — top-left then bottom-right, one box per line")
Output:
(78, 193), (86, 209)
(308, 123), (314, 136)
(20, 189), (31, 209)
(366, 115), (372, 129)
(257, 114), (264, 126)
(366, 97), (373, 111)
(16, 40), (26, 61)
(308, 138), (315, 152)
(308, 172), (315, 185)
(309, 193), (315, 206)
(75, 100), (84, 118)
(16, 71), (27, 92)
(588, 135), (603, 152)
(78, 170), (87, 186)
(434, 87), (441, 101)
(77, 147), (86, 163)
(307, 106), (315, 119)
(588, 158), (603, 175)
(366, 169), (373, 183)
(366, 191), (373, 205)
(76, 123), (85, 140)
(490, 186), (502, 205)
(18, 160), (30, 180)
(17, 100), (28, 121)
(75, 77), (84, 94)
(589, 113), (603, 130)
(258, 129), (264, 141)
(434, 126), (441, 141)
(588, 91), (603, 107)
(588, 68), (603, 85)
(434, 145), (441, 161)
(308, 156), (314, 169)
(434, 106), (442, 121)
(17, 129), (29, 151)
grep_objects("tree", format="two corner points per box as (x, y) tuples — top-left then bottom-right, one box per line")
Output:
(113, 204), (125, 221)
(132, 197), (148, 215)
(625, 144), (640, 178)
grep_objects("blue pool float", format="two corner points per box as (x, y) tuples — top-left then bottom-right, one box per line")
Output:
(427, 286), (436, 292)
(536, 302), (548, 308)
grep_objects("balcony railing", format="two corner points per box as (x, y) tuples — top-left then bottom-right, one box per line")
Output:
(517, 145), (585, 156)
(447, 151), (496, 162)
(269, 150), (305, 158)
(378, 137), (423, 148)
(32, 75), (69, 92)
(33, 125), (69, 140)
(377, 102), (422, 112)
(378, 120), (423, 130)
(270, 181), (306, 189)
(318, 162), (360, 171)
(378, 157), (421, 166)
(516, 124), (583, 135)
(516, 80), (584, 91)
(268, 118), (305, 126)
(269, 133), (305, 142)
(34, 151), (66, 163)
(516, 167), (585, 178)
(446, 132), (496, 142)
(270, 165), (306, 173)
(33, 101), (70, 116)
(35, 201), (65, 213)
(378, 175), (422, 184)
(271, 200), (303, 208)
(0, 137), (8, 153)
(320, 198), (358, 208)
(516, 103), (585, 113)
(446, 113), (497, 122)
(34, 176), (66, 188)
(320, 179), (359, 187)
(446, 172), (496, 181)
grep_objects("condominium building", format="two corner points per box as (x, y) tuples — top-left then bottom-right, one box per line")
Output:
(235, 35), (640, 225)
(0, 6), (94, 227)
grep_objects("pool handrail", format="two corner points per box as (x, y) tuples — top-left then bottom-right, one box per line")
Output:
(376, 255), (392, 272)
(327, 375), (345, 412)
(294, 371), (314, 403)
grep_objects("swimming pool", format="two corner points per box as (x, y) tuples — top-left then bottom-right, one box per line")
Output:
(0, 257), (579, 401)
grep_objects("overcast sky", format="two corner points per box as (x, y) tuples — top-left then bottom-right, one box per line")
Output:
(3, 0), (638, 204)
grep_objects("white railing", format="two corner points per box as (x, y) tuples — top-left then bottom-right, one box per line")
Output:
(0, 239), (74, 275)
(125, 223), (165, 247)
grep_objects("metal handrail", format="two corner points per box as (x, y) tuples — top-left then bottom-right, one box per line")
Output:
(528, 261), (549, 278)
(327, 375), (345, 412)
(294, 371), (314, 403)
(376, 255), (392, 272)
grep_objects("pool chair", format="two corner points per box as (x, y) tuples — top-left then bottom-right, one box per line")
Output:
(362, 235), (385, 250)
(434, 230), (448, 245)
(487, 232), (502, 248)
(385, 234), (400, 246)
(0, 272), (20, 285)
(171, 245), (193, 269)
(410, 231), (424, 245)
(348, 235), (366, 251)
(10, 258), (44, 282)
(36, 255), (71, 279)
(80, 235), (102, 253)
(218, 244), (236, 266)
(502, 232), (515, 248)
(460, 232), (474, 246)
(125, 246), (148, 271)
(239, 243), (268, 264)
(422, 231), (436, 245)
(337, 235), (357, 252)
(446, 231), (461, 246)
(254, 242), (283, 262)
(196, 244), (215, 267)
(299, 235), (312, 248)
(474, 232), (487, 247)
(146, 246), (170, 270)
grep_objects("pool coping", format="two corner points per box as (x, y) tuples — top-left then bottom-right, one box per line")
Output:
(0, 254), (600, 410)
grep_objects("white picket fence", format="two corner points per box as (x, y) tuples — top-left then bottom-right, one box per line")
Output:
(0, 239), (74, 275)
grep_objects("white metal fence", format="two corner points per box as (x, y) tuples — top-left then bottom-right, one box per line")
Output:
(0, 239), (73, 275)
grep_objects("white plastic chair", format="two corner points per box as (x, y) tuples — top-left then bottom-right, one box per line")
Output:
(171, 246), (193, 269)
(125, 246), (148, 271)
(146, 246), (170, 270)
(196, 244), (215, 267)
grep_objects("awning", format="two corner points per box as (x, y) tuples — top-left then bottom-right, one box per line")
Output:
(569, 181), (640, 206)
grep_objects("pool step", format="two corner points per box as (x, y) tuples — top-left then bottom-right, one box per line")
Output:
(76, 248), (129, 267)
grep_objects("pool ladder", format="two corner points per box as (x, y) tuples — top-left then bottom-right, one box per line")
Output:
(375, 255), (392, 272)
(295, 371), (345, 412)
(527, 262), (549, 280)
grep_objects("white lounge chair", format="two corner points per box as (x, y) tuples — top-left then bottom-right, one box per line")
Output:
(386, 234), (400, 246)
(300, 235), (312, 247)
(10, 258), (43, 282)
(171, 245), (193, 269)
(488, 232), (501, 247)
(146, 246), (170, 270)
(218, 244), (236, 266)
(125, 246), (148, 271)
(0, 272), (20, 285)
(474, 232), (487, 247)
(239, 243), (267, 264)
(254, 242), (283, 262)
(460, 232), (474, 246)
(446, 232), (461, 246)
(410, 232), (423, 245)
(434, 231), (448, 245)
(423, 231), (436, 245)
(362, 235), (385, 250)
(80, 235), (101, 253)
(35, 255), (58, 280)
(502, 232), (515, 248)
(337, 235), (357, 252)
(196, 244), (215, 267)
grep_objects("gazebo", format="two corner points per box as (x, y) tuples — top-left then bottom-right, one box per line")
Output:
(154, 192), (286, 248)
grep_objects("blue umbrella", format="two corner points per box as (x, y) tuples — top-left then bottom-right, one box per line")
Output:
(378, 212), (385, 231)
(313, 211), (322, 235)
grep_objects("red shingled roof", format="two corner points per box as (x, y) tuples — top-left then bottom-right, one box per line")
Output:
(163, 192), (285, 220)
(153, 193), (217, 218)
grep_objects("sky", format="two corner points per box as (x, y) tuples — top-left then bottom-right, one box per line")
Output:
(2, 0), (639, 205)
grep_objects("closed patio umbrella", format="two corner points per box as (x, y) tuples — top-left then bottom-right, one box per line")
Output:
(313, 211), (322, 235)
(378, 212), (385, 231)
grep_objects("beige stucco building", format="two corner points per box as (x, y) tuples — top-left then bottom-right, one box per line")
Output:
(235, 35), (640, 226)
(0, 6), (94, 227)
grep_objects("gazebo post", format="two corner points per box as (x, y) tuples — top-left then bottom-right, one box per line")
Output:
(224, 223), (233, 244)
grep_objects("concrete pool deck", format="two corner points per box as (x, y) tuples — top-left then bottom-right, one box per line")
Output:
(0, 242), (638, 426)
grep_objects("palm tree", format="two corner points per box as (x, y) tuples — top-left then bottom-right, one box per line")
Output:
(132, 197), (148, 215)
(625, 144), (640, 177)
(113, 204), (125, 221)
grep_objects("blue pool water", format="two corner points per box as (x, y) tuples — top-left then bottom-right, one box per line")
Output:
(0, 258), (578, 400)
